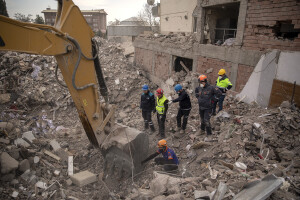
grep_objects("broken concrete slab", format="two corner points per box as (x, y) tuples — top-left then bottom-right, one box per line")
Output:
(0, 122), (14, 132)
(194, 190), (210, 200)
(14, 138), (30, 148)
(1, 152), (19, 174)
(232, 174), (284, 200)
(212, 182), (227, 200)
(0, 138), (10, 144)
(22, 131), (35, 143)
(70, 170), (97, 187)
(18, 159), (30, 173)
(50, 139), (61, 151)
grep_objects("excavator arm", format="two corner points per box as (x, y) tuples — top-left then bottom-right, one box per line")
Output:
(0, 0), (148, 178)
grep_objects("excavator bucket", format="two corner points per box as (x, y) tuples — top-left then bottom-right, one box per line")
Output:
(101, 124), (149, 178)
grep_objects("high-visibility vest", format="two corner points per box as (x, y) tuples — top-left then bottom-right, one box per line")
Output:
(216, 76), (232, 89)
(156, 95), (167, 114)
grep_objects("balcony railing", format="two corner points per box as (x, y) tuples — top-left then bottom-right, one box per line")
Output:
(214, 28), (237, 43)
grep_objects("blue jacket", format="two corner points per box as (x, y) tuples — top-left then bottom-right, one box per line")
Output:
(157, 148), (179, 165)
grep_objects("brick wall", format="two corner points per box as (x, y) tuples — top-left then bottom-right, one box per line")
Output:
(154, 52), (170, 80)
(135, 47), (153, 73)
(243, 0), (300, 51)
(236, 64), (254, 92)
(197, 56), (232, 85)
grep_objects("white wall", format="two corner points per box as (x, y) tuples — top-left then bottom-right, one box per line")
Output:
(160, 0), (198, 33)
(276, 52), (300, 84)
(237, 50), (300, 108)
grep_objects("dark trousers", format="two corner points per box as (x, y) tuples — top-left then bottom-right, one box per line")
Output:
(200, 109), (212, 135)
(157, 114), (166, 137)
(142, 110), (154, 130)
(213, 95), (225, 113)
(154, 157), (178, 171)
(176, 109), (190, 130)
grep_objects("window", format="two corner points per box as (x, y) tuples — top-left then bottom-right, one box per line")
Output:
(204, 2), (240, 44)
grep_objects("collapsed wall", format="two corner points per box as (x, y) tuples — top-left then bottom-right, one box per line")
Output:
(134, 0), (300, 101)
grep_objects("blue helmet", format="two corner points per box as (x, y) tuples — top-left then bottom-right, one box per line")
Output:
(174, 84), (182, 92)
(142, 84), (149, 90)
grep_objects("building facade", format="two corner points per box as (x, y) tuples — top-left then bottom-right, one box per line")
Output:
(107, 17), (157, 43)
(42, 8), (107, 34)
(134, 0), (300, 107)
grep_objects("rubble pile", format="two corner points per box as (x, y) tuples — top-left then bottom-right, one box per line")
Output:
(138, 32), (235, 47)
(1, 37), (299, 200)
(138, 32), (196, 48)
(95, 37), (157, 129)
(124, 91), (300, 199)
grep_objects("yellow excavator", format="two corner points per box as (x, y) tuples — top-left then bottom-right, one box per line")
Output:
(0, 0), (148, 178)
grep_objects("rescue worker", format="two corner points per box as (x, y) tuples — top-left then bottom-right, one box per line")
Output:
(140, 84), (155, 133)
(154, 88), (169, 138)
(172, 84), (192, 136)
(141, 139), (179, 171)
(195, 75), (221, 135)
(212, 69), (232, 115)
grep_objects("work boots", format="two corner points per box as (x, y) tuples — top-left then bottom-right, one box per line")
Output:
(150, 124), (155, 133)
(144, 121), (149, 131)
(206, 127), (212, 135)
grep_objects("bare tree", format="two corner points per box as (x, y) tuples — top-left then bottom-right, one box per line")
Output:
(137, 3), (159, 28)
(108, 19), (121, 26)
(14, 13), (32, 22)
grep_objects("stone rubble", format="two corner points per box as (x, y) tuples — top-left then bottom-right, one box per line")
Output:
(0, 37), (299, 199)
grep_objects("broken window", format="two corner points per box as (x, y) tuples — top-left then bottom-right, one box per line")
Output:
(274, 21), (300, 40)
(174, 56), (193, 72)
(204, 2), (240, 44)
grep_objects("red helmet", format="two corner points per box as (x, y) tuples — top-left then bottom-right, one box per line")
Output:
(156, 88), (164, 95)
(198, 75), (207, 82)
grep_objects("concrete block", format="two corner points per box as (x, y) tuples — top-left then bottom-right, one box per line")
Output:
(70, 170), (97, 187)
(1, 152), (19, 174)
(50, 139), (61, 151)
(18, 159), (30, 172)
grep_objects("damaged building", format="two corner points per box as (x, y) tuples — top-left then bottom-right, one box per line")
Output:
(134, 0), (300, 107)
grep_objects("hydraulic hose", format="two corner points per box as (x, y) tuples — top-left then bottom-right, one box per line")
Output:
(66, 35), (95, 90)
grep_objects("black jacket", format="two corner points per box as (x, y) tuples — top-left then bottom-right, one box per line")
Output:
(140, 91), (155, 111)
(172, 90), (191, 110)
(195, 83), (221, 110)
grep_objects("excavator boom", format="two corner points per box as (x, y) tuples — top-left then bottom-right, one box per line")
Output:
(0, 0), (148, 178)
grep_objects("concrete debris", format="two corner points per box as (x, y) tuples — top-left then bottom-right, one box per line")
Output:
(1, 37), (299, 199)
(0, 93), (11, 104)
(50, 139), (61, 151)
(233, 174), (284, 200)
(194, 190), (211, 199)
(70, 170), (97, 187)
(1, 152), (19, 174)
(18, 159), (30, 172)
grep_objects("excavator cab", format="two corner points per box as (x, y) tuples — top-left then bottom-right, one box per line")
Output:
(0, 0), (148, 178)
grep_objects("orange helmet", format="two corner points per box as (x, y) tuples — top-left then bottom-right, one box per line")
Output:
(158, 139), (167, 149)
(198, 75), (207, 82)
(156, 88), (164, 95)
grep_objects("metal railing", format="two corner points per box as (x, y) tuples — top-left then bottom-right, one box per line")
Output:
(214, 28), (237, 43)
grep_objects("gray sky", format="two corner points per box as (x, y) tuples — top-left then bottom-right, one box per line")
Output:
(6, 0), (157, 23)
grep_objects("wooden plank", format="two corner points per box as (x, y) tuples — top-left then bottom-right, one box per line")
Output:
(97, 105), (116, 132)
(44, 150), (61, 161)
(269, 79), (300, 108)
